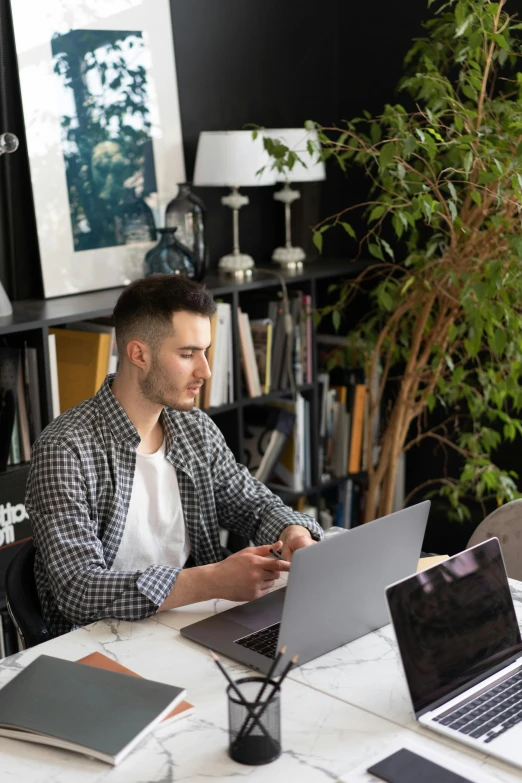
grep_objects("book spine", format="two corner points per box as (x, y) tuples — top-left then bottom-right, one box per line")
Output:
(348, 384), (367, 474)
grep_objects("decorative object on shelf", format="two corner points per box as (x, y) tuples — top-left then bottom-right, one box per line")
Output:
(0, 132), (19, 316)
(165, 183), (208, 281)
(193, 130), (276, 280)
(263, 128), (325, 273)
(144, 228), (197, 279)
(11, 0), (185, 298)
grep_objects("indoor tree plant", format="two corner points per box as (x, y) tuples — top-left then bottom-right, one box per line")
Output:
(260, 0), (522, 522)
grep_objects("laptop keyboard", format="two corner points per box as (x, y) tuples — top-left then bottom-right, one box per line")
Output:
(235, 622), (281, 659)
(434, 669), (522, 742)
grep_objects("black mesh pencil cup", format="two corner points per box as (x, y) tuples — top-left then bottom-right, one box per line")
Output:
(227, 676), (281, 765)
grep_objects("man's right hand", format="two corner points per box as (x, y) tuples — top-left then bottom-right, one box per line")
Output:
(159, 541), (290, 612)
(210, 541), (290, 602)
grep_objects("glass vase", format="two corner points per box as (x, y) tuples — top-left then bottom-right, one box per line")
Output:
(165, 183), (207, 280)
(144, 228), (196, 278)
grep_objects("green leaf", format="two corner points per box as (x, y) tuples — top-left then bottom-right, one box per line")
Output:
(463, 151), (473, 173)
(489, 32), (509, 50)
(340, 221), (356, 238)
(400, 276), (414, 295)
(379, 142), (395, 169)
(332, 310), (341, 332)
(455, 14), (474, 38)
(312, 231), (323, 253)
(368, 243), (384, 261)
(449, 201), (458, 222)
(492, 327), (507, 357)
(380, 238), (395, 260)
(379, 290), (393, 311)
(470, 190), (482, 206)
(370, 123), (382, 144)
(369, 205), (386, 222)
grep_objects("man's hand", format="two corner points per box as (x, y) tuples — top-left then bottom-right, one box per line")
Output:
(209, 541), (290, 602)
(279, 525), (315, 561)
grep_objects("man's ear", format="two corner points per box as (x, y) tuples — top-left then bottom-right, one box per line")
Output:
(126, 340), (149, 370)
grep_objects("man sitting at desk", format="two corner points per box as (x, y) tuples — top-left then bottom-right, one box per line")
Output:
(26, 274), (322, 638)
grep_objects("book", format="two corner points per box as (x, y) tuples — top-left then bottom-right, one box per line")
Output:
(250, 318), (273, 395)
(24, 344), (42, 443)
(209, 302), (229, 408)
(47, 333), (61, 419)
(348, 384), (367, 474)
(66, 320), (118, 375)
(49, 328), (111, 413)
(0, 654), (187, 765)
(77, 652), (194, 724)
(253, 407), (296, 483)
(237, 309), (262, 397)
(16, 360), (31, 462)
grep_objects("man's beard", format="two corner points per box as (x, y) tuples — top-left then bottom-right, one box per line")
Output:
(139, 356), (194, 412)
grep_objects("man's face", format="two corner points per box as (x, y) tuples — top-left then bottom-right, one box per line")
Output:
(139, 311), (212, 411)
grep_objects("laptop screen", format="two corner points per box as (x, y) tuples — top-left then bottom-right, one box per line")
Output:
(386, 538), (522, 715)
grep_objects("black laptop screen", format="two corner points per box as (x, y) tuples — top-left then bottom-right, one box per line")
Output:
(386, 538), (522, 715)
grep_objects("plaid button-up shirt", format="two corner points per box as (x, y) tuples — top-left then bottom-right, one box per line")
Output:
(26, 376), (322, 638)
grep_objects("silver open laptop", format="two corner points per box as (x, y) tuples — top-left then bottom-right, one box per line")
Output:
(386, 538), (522, 770)
(180, 500), (430, 675)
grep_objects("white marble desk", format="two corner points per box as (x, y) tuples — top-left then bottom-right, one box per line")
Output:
(1, 580), (522, 782)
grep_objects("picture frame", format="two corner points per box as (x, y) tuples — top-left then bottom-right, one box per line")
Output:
(11, 0), (186, 298)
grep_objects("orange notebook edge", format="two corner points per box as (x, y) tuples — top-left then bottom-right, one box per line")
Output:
(77, 652), (194, 722)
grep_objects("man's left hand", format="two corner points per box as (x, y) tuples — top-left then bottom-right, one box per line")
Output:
(279, 525), (315, 562)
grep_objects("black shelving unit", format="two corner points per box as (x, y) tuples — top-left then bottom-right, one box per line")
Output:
(0, 258), (369, 547)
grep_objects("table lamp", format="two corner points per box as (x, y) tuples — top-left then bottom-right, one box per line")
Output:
(264, 128), (325, 272)
(193, 130), (276, 279)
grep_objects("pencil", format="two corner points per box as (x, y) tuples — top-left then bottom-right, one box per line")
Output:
(236, 645), (287, 741)
(246, 653), (299, 731)
(209, 651), (274, 742)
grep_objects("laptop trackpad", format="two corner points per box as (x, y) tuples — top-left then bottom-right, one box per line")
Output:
(227, 587), (286, 630)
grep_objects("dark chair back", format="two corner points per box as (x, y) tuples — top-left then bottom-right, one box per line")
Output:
(5, 539), (50, 649)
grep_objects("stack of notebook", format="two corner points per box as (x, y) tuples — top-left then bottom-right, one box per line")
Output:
(0, 654), (193, 765)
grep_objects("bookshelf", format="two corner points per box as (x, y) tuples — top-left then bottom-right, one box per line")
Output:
(0, 258), (370, 596)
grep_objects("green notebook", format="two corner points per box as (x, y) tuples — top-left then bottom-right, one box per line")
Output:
(0, 654), (186, 765)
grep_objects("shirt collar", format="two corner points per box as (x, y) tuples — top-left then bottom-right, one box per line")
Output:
(95, 375), (141, 448)
(95, 375), (184, 464)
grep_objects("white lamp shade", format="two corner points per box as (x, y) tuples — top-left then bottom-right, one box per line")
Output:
(263, 128), (326, 183)
(193, 130), (277, 187)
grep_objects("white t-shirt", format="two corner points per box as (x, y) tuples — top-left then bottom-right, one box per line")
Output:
(111, 439), (191, 571)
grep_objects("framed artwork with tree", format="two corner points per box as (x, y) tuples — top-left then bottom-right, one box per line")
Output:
(11, 0), (185, 297)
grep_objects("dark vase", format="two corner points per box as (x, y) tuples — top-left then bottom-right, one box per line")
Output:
(119, 195), (156, 245)
(165, 183), (208, 280)
(144, 228), (197, 278)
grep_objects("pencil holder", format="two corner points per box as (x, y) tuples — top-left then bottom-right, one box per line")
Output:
(227, 676), (281, 765)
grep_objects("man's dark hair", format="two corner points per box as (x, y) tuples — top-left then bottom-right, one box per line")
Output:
(113, 274), (217, 358)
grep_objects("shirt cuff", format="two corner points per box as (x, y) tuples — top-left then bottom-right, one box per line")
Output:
(136, 564), (181, 608)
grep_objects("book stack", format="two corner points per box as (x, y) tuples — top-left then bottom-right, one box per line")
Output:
(318, 369), (371, 482)
(0, 654), (191, 765)
(237, 291), (312, 399)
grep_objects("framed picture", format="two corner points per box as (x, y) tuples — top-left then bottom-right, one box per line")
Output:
(11, 0), (186, 298)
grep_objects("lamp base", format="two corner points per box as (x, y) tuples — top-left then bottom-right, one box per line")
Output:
(272, 245), (305, 273)
(219, 252), (254, 280)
